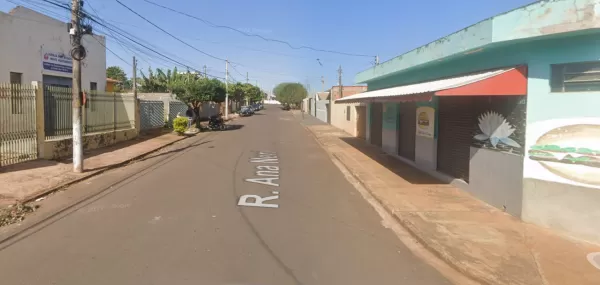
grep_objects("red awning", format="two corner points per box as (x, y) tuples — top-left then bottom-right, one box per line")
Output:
(335, 66), (527, 103)
(435, 66), (527, 96)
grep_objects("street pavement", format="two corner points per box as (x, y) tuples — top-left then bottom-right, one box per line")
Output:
(0, 106), (451, 285)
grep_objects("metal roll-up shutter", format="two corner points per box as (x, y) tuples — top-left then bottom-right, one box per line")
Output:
(437, 97), (475, 182)
(398, 102), (416, 161)
(370, 103), (383, 147)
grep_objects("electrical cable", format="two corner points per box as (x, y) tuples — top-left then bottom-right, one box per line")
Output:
(115, 0), (227, 63)
(142, 0), (375, 58)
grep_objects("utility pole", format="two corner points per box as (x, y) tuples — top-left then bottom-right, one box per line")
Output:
(133, 56), (137, 99)
(133, 56), (138, 134)
(338, 65), (343, 99)
(203, 65), (207, 78)
(71, 0), (83, 173)
(225, 59), (229, 120)
(321, 76), (325, 92)
(375, 55), (380, 65)
(246, 72), (249, 84)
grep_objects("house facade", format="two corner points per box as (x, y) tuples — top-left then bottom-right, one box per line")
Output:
(314, 91), (330, 123)
(329, 86), (368, 138)
(338, 0), (600, 243)
(0, 6), (107, 91)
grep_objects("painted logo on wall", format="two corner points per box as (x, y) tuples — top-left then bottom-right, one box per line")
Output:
(473, 111), (522, 151)
(471, 96), (526, 155)
(42, 50), (72, 74)
(528, 123), (600, 186)
(416, 106), (435, 138)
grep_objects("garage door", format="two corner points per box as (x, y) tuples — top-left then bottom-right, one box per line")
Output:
(437, 97), (475, 182)
(370, 103), (383, 147)
(398, 102), (416, 161)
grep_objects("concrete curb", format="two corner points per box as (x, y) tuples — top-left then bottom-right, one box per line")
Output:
(296, 118), (489, 285)
(18, 133), (191, 205)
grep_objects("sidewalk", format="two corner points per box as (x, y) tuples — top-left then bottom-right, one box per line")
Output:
(299, 115), (600, 285)
(0, 130), (189, 207)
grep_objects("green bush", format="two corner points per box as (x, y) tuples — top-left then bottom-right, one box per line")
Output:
(173, 117), (188, 135)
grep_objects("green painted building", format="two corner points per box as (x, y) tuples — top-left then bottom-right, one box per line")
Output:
(339, 0), (600, 244)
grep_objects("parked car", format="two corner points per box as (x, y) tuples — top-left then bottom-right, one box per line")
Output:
(240, 106), (253, 117)
(282, 104), (291, 111)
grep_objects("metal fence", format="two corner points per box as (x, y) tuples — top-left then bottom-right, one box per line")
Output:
(0, 84), (38, 166)
(44, 87), (136, 140)
(167, 101), (189, 126)
(139, 100), (165, 130)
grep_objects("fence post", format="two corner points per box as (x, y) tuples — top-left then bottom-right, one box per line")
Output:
(134, 98), (141, 137)
(32, 81), (47, 159)
(113, 93), (117, 139)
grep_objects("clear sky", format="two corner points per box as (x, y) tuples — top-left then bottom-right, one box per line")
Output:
(1, 0), (535, 94)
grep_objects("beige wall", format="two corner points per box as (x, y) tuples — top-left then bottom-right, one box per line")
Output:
(331, 102), (364, 136)
(40, 128), (138, 159)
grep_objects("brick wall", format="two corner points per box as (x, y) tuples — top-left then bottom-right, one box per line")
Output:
(330, 86), (367, 100)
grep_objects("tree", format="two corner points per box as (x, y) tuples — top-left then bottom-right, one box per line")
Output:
(171, 77), (226, 120)
(106, 66), (131, 91)
(274, 82), (307, 106)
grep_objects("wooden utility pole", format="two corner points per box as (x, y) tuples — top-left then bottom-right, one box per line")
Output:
(71, 0), (83, 172)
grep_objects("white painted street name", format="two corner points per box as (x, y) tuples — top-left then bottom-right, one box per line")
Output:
(237, 151), (281, 209)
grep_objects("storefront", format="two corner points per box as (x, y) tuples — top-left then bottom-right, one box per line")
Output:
(337, 66), (528, 209)
(397, 102), (416, 161)
(340, 0), (600, 244)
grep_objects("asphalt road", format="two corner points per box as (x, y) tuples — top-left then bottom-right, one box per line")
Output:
(0, 106), (452, 285)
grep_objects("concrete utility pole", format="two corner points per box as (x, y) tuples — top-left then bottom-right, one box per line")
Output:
(133, 56), (137, 99)
(203, 65), (207, 78)
(338, 65), (343, 99)
(71, 0), (83, 173)
(246, 72), (249, 84)
(225, 59), (229, 120)
(375, 55), (380, 65)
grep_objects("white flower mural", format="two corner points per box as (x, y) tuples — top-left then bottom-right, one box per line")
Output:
(474, 111), (521, 148)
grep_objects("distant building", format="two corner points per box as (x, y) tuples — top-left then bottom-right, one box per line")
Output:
(0, 6), (107, 91)
(106, 78), (121, 92)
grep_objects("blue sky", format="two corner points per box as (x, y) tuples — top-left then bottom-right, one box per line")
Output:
(1, 0), (535, 94)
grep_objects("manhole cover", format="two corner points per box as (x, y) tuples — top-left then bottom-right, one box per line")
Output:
(588, 252), (600, 270)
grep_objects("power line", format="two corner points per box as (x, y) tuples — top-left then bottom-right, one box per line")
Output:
(142, 0), (375, 58)
(115, 0), (227, 63)
(78, 10), (226, 79)
(88, 34), (130, 67)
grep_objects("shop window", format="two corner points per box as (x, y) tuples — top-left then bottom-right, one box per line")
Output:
(346, 106), (351, 121)
(551, 61), (600, 92)
(10, 72), (23, 114)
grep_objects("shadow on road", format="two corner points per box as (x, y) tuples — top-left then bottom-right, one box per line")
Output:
(86, 140), (214, 170)
(221, 124), (244, 131)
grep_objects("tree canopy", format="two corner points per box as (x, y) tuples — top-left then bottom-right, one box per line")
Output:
(106, 66), (131, 91)
(273, 83), (307, 105)
(171, 77), (226, 107)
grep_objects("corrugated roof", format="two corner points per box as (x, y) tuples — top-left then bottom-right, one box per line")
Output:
(337, 67), (514, 103)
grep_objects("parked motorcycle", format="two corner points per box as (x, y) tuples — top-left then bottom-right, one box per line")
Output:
(207, 114), (226, 131)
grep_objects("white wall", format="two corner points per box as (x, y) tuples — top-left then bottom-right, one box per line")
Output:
(0, 7), (106, 90)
